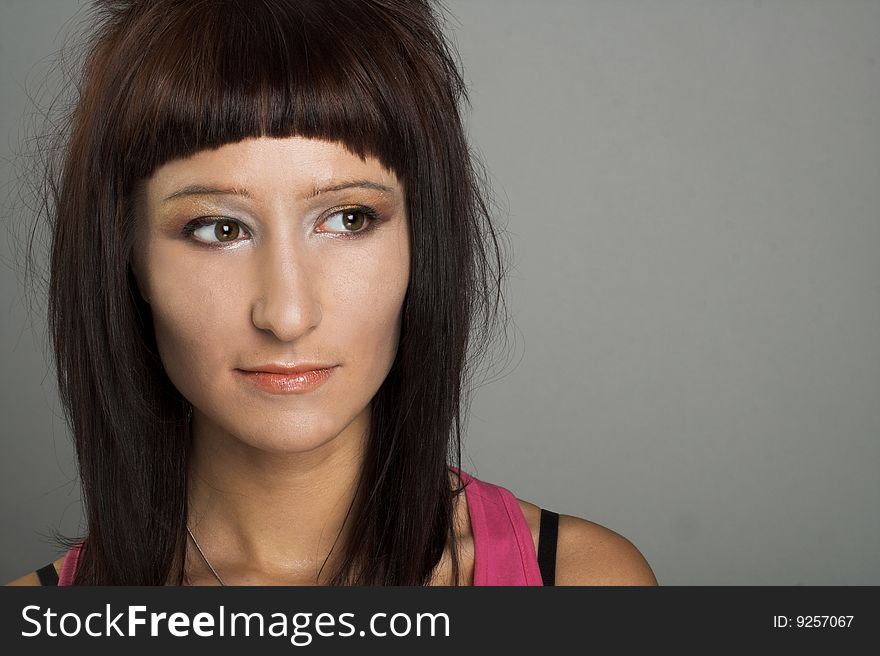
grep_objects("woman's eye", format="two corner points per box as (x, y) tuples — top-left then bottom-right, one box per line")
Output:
(319, 207), (380, 236)
(183, 218), (249, 245)
(181, 206), (380, 246)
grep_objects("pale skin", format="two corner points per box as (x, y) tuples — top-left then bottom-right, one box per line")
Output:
(8, 136), (657, 586)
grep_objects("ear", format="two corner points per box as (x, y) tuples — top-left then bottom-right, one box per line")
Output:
(129, 256), (151, 305)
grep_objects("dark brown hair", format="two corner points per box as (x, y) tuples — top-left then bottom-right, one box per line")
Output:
(22, 0), (510, 585)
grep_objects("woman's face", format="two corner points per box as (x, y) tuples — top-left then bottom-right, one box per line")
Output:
(131, 136), (410, 453)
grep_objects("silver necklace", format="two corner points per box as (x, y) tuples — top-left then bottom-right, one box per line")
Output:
(186, 525), (225, 586)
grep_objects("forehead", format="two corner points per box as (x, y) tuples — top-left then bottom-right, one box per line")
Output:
(145, 136), (400, 201)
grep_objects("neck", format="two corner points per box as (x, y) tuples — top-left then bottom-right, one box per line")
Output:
(184, 405), (370, 585)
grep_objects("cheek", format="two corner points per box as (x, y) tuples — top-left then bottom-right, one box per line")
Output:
(332, 228), (410, 366)
(147, 253), (248, 397)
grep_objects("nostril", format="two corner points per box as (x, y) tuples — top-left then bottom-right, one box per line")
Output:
(250, 295), (322, 342)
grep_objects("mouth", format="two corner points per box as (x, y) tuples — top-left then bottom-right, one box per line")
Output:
(235, 365), (338, 394)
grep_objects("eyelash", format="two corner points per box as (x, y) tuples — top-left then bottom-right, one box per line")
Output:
(180, 205), (382, 247)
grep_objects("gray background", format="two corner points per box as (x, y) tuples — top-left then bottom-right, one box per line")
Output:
(2, 0), (878, 585)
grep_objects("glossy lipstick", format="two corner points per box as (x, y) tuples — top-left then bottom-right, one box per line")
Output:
(237, 365), (337, 394)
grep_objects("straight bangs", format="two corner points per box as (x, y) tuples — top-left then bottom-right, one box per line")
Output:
(93, 0), (448, 193)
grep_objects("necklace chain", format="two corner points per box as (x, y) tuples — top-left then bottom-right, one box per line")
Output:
(186, 525), (225, 586)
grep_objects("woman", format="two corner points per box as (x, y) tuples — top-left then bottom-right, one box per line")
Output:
(8, 0), (656, 586)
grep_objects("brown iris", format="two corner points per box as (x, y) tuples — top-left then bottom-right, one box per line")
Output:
(215, 220), (239, 242)
(342, 210), (367, 232)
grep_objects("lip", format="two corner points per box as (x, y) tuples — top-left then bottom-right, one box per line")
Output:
(236, 365), (338, 394)
(240, 363), (337, 375)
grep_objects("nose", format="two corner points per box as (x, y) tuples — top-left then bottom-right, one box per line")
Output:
(250, 244), (322, 342)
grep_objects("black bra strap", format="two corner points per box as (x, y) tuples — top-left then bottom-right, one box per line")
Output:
(37, 563), (59, 586)
(537, 508), (559, 586)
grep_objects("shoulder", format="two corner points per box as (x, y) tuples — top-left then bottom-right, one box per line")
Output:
(515, 498), (658, 586)
(554, 513), (658, 585)
(5, 556), (66, 587)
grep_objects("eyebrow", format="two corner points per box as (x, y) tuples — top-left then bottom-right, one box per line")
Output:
(161, 179), (394, 203)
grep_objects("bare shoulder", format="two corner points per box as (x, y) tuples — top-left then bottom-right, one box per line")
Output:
(555, 514), (657, 585)
(514, 498), (543, 555)
(515, 498), (657, 586)
(5, 556), (66, 587)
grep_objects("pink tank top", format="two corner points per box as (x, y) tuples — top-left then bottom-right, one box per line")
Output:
(451, 467), (544, 585)
(58, 467), (543, 586)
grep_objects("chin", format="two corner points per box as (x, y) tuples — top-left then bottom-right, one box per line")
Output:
(226, 411), (361, 455)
